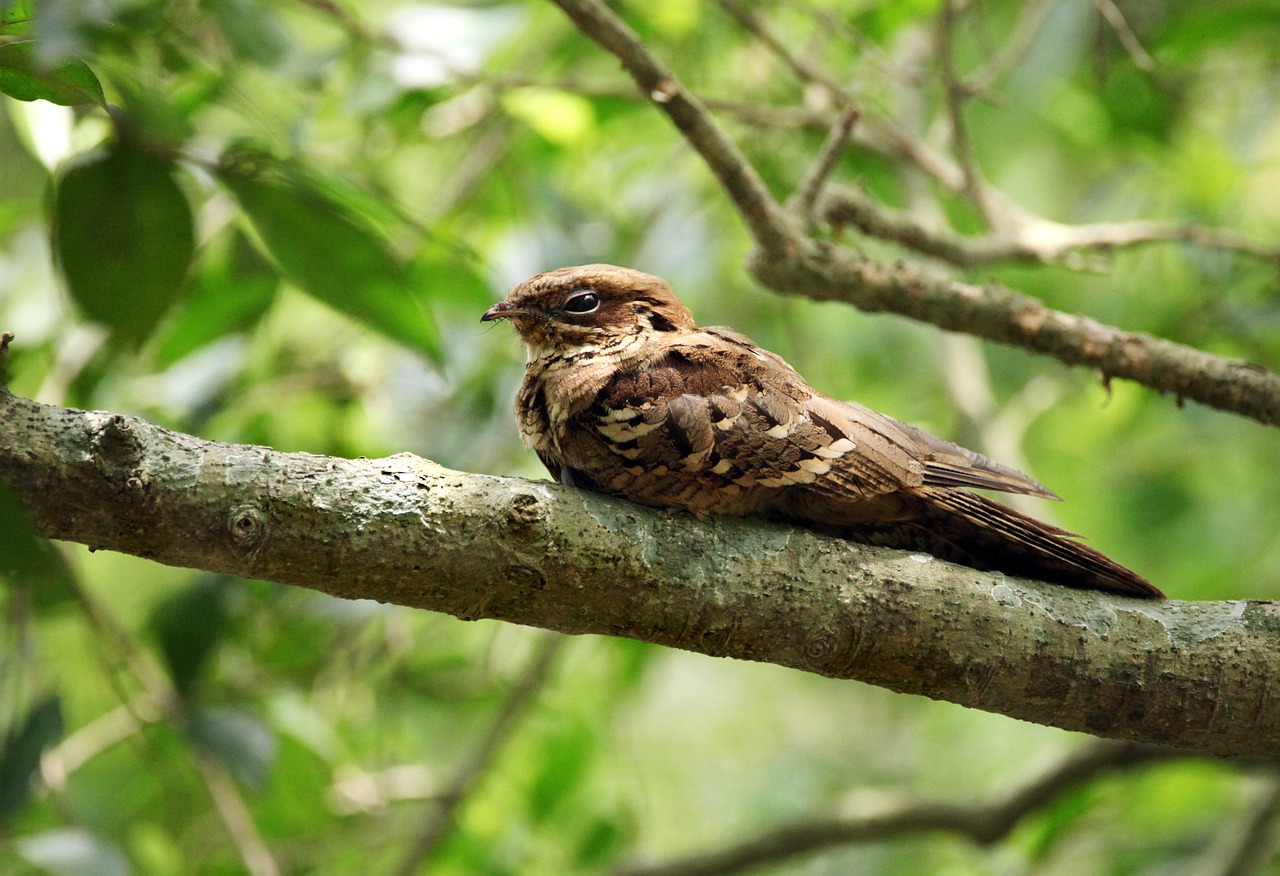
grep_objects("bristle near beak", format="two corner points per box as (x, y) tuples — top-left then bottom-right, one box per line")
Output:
(481, 301), (518, 322)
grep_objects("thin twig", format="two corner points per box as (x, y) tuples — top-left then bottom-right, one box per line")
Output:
(791, 106), (860, 230)
(196, 754), (282, 876)
(716, 0), (851, 101)
(71, 588), (283, 876)
(937, 0), (993, 224)
(616, 741), (1199, 876)
(547, 0), (796, 255)
(788, 0), (926, 87)
(1212, 772), (1280, 876)
(40, 695), (160, 789)
(965, 0), (1057, 96)
(456, 68), (1280, 269)
(394, 633), (566, 876)
(817, 183), (1280, 267)
(1094, 0), (1155, 71)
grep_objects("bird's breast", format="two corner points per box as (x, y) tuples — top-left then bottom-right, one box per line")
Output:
(516, 345), (631, 457)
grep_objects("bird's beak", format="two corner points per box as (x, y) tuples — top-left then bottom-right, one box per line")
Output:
(481, 301), (520, 323)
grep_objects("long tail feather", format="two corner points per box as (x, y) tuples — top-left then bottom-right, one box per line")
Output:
(838, 488), (1164, 598)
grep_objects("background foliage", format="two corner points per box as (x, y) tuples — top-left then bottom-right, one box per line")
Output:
(2, 0), (1279, 873)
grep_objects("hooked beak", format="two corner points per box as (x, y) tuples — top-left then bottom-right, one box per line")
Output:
(481, 301), (523, 323)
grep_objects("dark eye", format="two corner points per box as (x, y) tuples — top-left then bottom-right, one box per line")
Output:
(562, 292), (600, 314)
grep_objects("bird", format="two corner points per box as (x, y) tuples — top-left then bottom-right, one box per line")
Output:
(482, 264), (1163, 598)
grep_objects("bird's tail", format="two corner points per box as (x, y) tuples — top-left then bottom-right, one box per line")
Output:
(840, 488), (1164, 598)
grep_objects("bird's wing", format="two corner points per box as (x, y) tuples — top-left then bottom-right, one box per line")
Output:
(575, 330), (925, 506)
(577, 328), (1056, 508)
(854, 406), (1059, 499)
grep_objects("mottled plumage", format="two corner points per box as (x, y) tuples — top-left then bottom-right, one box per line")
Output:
(483, 264), (1162, 598)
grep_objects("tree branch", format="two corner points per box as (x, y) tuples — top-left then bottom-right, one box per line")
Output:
(395, 633), (565, 875)
(745, 241), (1280, 426)
(3, 387), (1279, 758)
(617, 740), (1199, 876)
(547, 0), (796, 255)
(818, 184), (1280, 269)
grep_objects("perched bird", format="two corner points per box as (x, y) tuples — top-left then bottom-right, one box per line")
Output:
(482, 264), (1163, 598)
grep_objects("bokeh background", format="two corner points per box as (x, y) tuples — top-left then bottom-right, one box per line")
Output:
(2, 0), (1280, 873)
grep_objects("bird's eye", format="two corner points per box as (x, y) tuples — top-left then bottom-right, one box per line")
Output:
(562, 292), (600, 314)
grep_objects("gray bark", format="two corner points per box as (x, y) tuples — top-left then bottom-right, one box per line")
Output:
(1, 388), (1275, 757)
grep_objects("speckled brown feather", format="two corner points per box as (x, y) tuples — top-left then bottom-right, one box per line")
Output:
(483, 265), (1163, 598)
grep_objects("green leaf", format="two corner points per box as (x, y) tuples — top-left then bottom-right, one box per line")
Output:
(528, 718), (594, 823)
(186, 708), (276, 790)
(153, 227), (278, 367)
(202, 0), (291, 67)
(0, 485), (76, 608)
(0, 2), (34, 37)
(218, 165), (442, 361)
(150, 575), (231, 698)
(0, 40), (104, 106)
(0, 695), (63, 825)
(54, 144), (196, 346)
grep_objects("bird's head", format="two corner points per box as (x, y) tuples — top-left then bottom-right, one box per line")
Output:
(482, 264), (695, 361)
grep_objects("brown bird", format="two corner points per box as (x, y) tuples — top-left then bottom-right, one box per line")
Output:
(482, 264), (1163, 598)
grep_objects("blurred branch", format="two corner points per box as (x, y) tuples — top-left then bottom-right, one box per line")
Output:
(818, 184), (1280, 268)
(1210, 772), (1280, 876)
(395, 633), (566, 876)
(617, 740), (1199, 876)
(1094, 0), (1155, 71)
(69, 585), (282, 876)
(964, 0), (1056, 96)
(40, 695), (160, 789)
(547, 0), (795, 254)
(542, 0), (1280, 427)
(790, 106), (859, 231)
(937, 0), (993, 224)
(715, 0), (852, 103)
(4, 387), (1280, 758)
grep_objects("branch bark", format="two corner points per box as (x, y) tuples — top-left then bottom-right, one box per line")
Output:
(3, 387), (1278, 759)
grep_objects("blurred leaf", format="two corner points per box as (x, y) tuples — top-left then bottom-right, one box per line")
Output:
(500, 87), (596, 147)
(528, 718), (594, 823)
(111, 76), (198, 147)
(150, 575), (231, 698)
(186, 707), (277, 790)
(575, 815), (628, 868)
(217, 165), (443, 362)
(53, 143), (195, 347)
(203, 0), (291, 67)
(409, 243), (492, 314)
(1, 1), (35, 36)
(0, 695), (63, 825)
(16, 828), (128, 876)
(0, 40), (104, 105)
(1157, 6), (1280, 60)
(153, 227), (278, 367)
(0, 485), (76, 608)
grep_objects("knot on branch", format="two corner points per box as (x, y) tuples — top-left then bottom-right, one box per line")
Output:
(802, 617), (862, 674)
(90, 413), (143, 467)
(227, 504), (268, 553)
(507, 491), (548, 529)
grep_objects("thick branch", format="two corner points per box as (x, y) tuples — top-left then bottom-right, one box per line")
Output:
(2, 389), (1279, 758)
